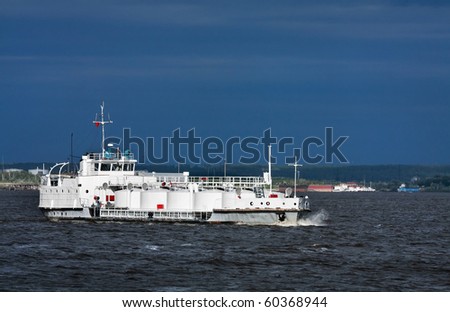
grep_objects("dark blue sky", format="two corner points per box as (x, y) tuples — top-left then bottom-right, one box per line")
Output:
(1, 0), (449, 165)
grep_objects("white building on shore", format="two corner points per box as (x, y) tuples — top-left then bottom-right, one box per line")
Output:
(28, 164), (49, 176)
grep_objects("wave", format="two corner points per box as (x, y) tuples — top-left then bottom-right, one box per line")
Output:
(298, 209), (329, 226)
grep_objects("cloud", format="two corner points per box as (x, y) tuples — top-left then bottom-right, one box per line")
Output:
(2, 51), (448, 88)
(1, 1), (450, 85)
(1, 0), (450, 45)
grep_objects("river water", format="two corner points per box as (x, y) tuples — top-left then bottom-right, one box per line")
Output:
(0, 190), (449, 291)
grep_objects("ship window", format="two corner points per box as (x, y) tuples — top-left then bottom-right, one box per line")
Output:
(86, 190), (89, 193)
(112, 164), (122, 171)
(100, 163), (111, 171)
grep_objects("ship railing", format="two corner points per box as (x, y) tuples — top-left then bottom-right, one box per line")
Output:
(98, 210), (211, 221)
(85, 152), (135, 161)
(155, 176), (187, 184)
(154, 176), (265, 188)
(153, 211), (196, 220)
(188, 176), (266, 188)
(152, 211), (211, 221)
(99, 209), (148, 219)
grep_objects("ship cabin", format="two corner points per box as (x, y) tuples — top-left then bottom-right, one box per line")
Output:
(79, 150), (137, 177)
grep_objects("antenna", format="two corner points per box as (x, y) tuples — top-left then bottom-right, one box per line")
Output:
(93, 101), (113, 157)
(224, 157), (227, 177)
(268, 145), (272, 195)
(288, 156), (302, 198)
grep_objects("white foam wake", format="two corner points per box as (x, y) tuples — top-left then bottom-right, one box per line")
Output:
(297, 209), (329, 226)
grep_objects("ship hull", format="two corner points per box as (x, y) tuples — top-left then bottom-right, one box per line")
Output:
(39, 207), (92, 221)
(209, 208), (310, 225)
(39, 207), (310, 225)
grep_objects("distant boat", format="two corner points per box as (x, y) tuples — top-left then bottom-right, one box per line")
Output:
(397, 184), (420, 193)
(333, 183), (375, 192)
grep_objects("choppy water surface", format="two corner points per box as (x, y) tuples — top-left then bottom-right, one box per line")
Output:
(0, 190), (449, 291)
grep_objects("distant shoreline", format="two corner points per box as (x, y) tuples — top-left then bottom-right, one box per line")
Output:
(0, 183), (39, 191)
(2, 162), (450, 192)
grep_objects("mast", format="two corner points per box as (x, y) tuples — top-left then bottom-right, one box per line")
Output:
(93, 101), (113, 157)
(268, 145), (272, 195)
(224, 157), (227, 177)
(288, 156), (302, 198)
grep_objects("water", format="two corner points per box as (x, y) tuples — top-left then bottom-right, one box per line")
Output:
(0, 190), (449, 291)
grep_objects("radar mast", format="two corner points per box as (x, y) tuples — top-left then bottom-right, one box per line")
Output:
(93, 101), (113, 157)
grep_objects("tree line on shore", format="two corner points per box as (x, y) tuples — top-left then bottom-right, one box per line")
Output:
(2, 163), (450, 192)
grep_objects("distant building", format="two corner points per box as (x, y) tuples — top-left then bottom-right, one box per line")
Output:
(4, 168), (24, 173)
(28, 164), (49, 176)
(278, 185), (308, 193)
(307, 185), (334, 192)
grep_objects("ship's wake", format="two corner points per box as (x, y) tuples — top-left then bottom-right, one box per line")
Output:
(297, 209), (329, 226)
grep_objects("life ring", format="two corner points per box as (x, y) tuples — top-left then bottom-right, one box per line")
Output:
(266, 201), (270, 206)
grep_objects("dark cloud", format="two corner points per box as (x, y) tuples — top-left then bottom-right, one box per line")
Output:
(0, 0), (449, 164)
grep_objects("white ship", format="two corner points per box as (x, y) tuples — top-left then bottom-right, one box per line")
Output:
(39, 104), (311, 225)
(333, 183), (375, 192)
